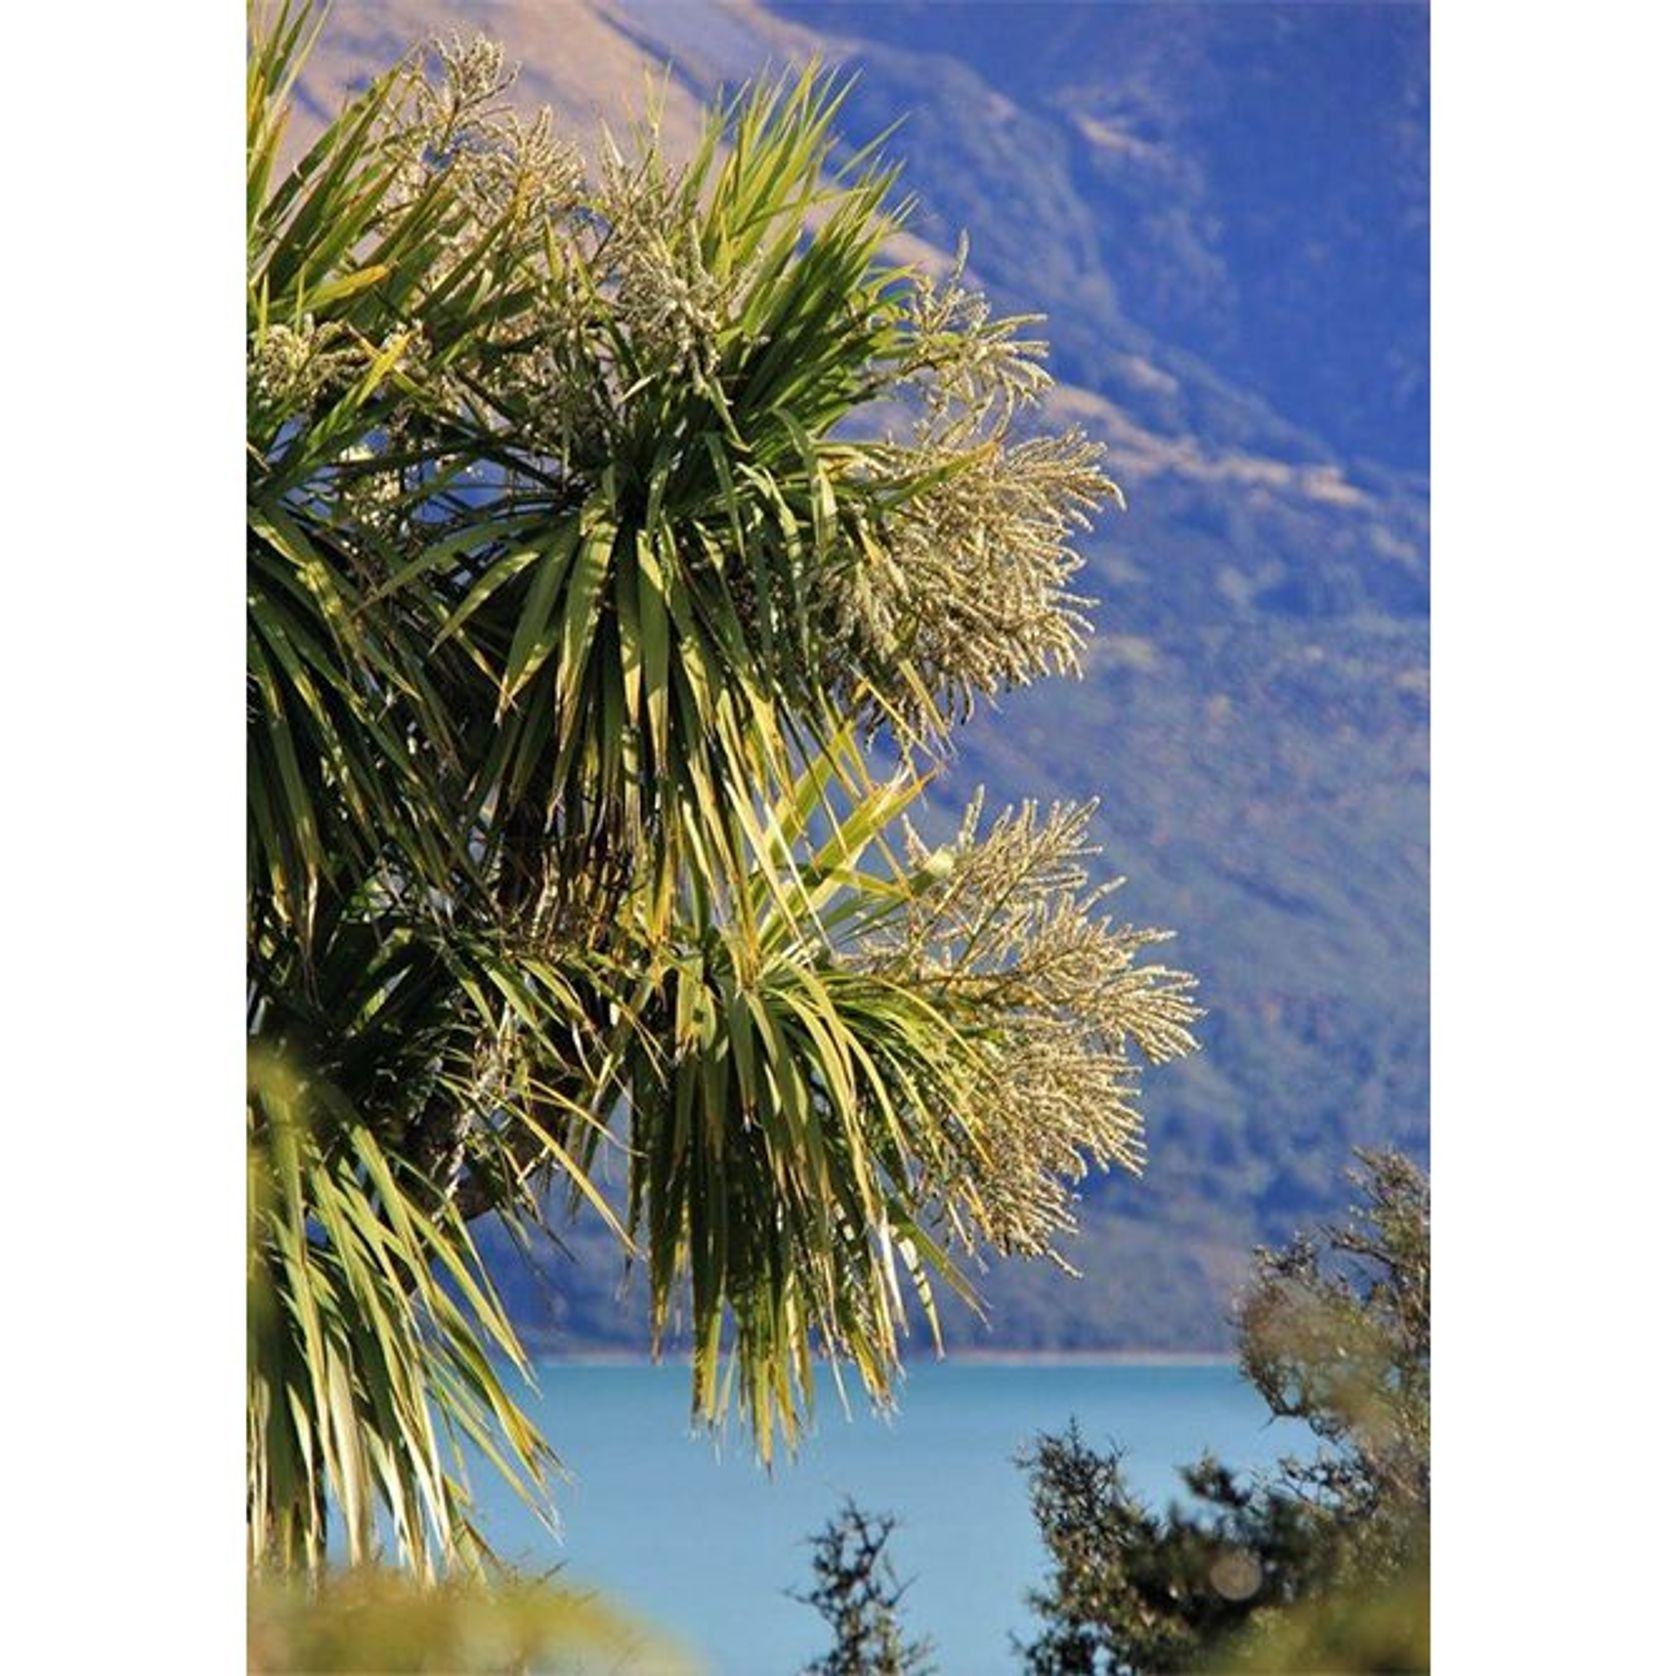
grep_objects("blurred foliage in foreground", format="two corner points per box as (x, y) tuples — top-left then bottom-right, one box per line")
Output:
(248, 1568), (696, 1675)
(1017, 1150), (1429, 1672)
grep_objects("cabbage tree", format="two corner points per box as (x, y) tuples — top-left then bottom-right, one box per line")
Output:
(247, 4), (1199, 1572)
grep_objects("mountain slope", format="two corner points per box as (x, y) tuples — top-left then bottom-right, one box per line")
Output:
(301, 0), (1429, 1352)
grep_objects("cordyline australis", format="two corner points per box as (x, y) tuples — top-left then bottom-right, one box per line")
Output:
(246, 2), (1199, 1575)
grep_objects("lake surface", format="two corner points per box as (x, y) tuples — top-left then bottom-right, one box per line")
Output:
(468, 1360), (1309, 1674)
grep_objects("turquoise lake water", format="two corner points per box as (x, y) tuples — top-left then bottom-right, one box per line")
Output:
(466, 1360), (1309, 1674)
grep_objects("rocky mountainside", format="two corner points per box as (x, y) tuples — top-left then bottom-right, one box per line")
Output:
(302, 0), (1429, 1351)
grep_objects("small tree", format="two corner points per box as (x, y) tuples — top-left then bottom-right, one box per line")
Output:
(797, 1500), (935, 1676)
(1016, 1151), (1430, 1674)
(1237, 1149), (1430, 1584)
